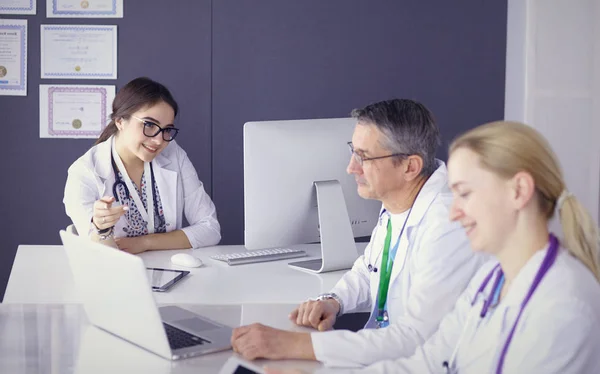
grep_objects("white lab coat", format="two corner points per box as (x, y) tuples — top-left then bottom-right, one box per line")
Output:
(311, 162), (487, 367)
(63, 136), (221, 248)
(342, 245), (600, 374)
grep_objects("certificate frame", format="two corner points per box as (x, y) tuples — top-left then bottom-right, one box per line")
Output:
(40, 84), (115, 138)
(0, 0), (36, 15)
(41, 24), (117, 79)
(47, 0), (123, 18)
(0, 19), (27, 96)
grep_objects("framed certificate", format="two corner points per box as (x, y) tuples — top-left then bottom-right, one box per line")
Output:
(47, 0), (122, 18)
(41, 25), (117, 79)
(0, 19), (27, 96)
(39, 84), (115, 138)
(0, 0), (36, 15)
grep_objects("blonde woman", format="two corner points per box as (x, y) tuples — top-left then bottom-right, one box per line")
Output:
(266, 121), (600, 374)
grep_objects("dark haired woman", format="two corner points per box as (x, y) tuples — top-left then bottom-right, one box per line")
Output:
(64, 77), (220, 253)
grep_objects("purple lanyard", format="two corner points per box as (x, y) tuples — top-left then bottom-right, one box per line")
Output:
(471, 234), (559, 374)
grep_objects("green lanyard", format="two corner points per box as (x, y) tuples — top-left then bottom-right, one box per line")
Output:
(376, 219), (393, 322)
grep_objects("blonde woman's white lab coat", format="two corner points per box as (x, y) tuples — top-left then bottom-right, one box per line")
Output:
(341, 246), (600, 374)
(63, 136), (221, 248)
(311, 162), (487, 367)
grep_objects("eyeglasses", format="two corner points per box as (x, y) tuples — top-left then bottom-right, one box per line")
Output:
(347, 142), (409, 166)
(130, 115), (180, 142)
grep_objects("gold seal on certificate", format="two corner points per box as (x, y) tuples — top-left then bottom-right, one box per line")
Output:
(75, 65), (81, 72)
(0, 66), (6, 78)
(72, 119), (83, 129)
(81, 1), (90, 9)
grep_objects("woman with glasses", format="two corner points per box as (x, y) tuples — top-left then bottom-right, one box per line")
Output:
(64, 77), (220, 253)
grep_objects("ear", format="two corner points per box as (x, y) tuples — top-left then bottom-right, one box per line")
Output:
(509, 171), (536, 210)
(115, 117), (124, 131)
(403, 155), (424, 181)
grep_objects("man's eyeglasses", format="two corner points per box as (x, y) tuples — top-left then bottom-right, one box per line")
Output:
(347, 142), (409, 166)
(131, 115), (180, 142)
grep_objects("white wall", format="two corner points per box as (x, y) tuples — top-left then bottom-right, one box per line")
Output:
(505, 0), (600, 225)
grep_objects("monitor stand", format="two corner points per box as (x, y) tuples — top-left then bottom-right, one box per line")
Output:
(288, 180), (359, 273)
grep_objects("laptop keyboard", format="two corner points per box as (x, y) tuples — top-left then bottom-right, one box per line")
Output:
(163, 323), (210, 350)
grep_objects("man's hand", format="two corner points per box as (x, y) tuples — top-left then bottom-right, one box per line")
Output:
(231, 323), (315, 361)
(289, 299), (340, 331)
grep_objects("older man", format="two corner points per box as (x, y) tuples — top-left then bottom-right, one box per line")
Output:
(231, 99), (485, 367)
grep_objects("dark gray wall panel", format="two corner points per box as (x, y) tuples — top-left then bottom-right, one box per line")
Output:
(212, 0), (508, 244)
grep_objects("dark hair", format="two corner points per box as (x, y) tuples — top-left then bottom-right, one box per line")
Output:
(95, 77), (179, 145)
(351, 99), (440, 177)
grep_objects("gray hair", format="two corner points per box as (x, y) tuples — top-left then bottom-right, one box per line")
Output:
(351, 99), (441, 177)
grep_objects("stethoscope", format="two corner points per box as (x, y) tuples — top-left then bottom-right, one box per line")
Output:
(110, 138), (164, 233)
(443, 234), (559, 374)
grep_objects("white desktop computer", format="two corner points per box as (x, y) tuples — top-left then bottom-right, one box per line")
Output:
(243, 118), (380, 273)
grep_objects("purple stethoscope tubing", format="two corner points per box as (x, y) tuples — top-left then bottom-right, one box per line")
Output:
(472, 234), (559, 374)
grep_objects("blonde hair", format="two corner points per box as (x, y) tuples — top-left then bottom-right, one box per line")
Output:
(450, 121), (600, 282)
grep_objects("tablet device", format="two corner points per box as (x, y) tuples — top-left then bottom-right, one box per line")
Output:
(146, 267), (189, 292)
(219, 357), (265, 374)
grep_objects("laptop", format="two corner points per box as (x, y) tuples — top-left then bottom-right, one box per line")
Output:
(59, 230), (233, 360)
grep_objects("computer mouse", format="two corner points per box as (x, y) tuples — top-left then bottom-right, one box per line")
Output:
(170, 253), (203, 268)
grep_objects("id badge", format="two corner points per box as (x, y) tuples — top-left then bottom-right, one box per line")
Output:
(375, 310), (389, 329)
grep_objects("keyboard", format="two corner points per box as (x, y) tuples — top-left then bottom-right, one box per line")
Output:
(163, 322), (210, 350)
(210, 248), (307, 266)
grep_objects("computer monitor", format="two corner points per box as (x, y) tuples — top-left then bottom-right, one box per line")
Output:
(243, 118), (381, 273)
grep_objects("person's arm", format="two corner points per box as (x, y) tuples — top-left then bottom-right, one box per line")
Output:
(311, 220), (484, 367)
(88, 196), (126, 249)
(313, 274), (484, 374)
(328, 224), (379, 314)
(64, 162), (98, 236)
(237, 264), (490, 370)
(354, 298), (600, 374)
(342, 302), (466, 374)
(115, 229), (192, 251)
(231, 324), (317, 361)
(112, 145), (221, 253)
(289, 234), (378, 331)
(288, 220), (381, 331)
(177, 145), (221, 248)
(65, 162), (128, 249)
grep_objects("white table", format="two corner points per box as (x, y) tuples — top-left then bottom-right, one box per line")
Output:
(4, 243), (366, 304)
(0, 303), (337, 374)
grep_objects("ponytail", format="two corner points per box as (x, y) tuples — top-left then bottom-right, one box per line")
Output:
(558, 194), (600, 282)
(94, 120), (118, 145)
(450, 121), (600, 283)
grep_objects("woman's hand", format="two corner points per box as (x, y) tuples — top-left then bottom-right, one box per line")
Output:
(92, 196), (128, 230)
(114, 236), (150, 254)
